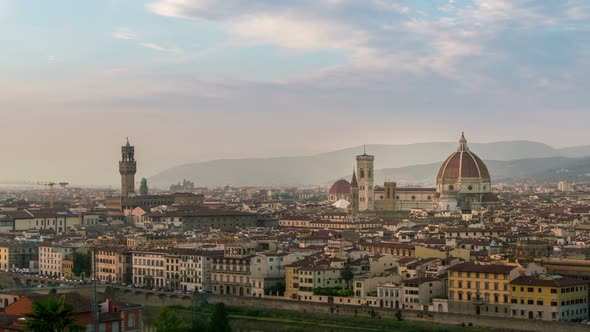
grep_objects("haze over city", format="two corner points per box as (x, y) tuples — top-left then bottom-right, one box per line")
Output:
(1, 0), (589, 185)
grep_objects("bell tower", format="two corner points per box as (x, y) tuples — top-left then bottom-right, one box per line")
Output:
(119, 138), (137, 198)
(356, 146), (374, 211)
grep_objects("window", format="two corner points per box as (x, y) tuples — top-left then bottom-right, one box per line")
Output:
(128, 313), (135, 328)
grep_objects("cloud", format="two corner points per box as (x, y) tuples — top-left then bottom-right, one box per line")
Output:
(113, 27), (137, 40)
(138, 42), (180, 52)
(229, 14), (367, 52)
(564, 0), (590, 20)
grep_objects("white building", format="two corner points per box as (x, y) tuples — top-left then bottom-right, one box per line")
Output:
(557, 181), (572, 192)
(38, 244), (73, 278)
(250, 252), (288, 297)
(179, 249), (223, 292)
(132, 250), (167, 288)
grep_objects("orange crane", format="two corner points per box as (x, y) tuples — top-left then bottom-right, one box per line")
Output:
(0, 181), (69, 208)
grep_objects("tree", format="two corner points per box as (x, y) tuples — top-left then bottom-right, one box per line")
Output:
(154, 306), (184, 332)
(72, 252), (91, 278)
(23, 295), (85, 332)
(208, 303), (231, 332)
(341, 266), (354, 289)
(140, 178), (149, 196)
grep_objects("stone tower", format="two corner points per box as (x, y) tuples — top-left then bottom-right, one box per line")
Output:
(383, 181), (396, 212)
(356, 147), (374, 211)
(350, 168), (359, 215)
(119, 138), (137, 198)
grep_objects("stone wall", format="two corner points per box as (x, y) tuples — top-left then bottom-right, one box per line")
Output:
(105, 287), (590, 332)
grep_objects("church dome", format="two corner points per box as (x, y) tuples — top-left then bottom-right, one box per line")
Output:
(330, 179), (351, 195)
(437, 133), (490, 181)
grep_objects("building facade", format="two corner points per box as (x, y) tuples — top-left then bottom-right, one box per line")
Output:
(510, 275), (589, 321)
(447, 262), (520, 317)
(211, 243), (256, 296)
(0, 242), (38, 271)
(39, 244), (73, 278)
(94, 247), (133, 285)
(356, 152), (375, 211)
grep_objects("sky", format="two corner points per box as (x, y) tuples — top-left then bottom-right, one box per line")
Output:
(0, 0), (589, 186)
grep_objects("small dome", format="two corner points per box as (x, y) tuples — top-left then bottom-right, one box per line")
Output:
(437, 133), (490, 181)
(330, 179), (351, 195)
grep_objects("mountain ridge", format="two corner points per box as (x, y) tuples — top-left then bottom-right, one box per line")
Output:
(149, 141), (590, 188)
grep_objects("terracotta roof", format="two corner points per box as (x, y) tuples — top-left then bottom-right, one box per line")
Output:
(448, 262), (517, 274)
(329, 179), (351, 195)
(437, 134), (490, 181)
(511, 276), (590, 287)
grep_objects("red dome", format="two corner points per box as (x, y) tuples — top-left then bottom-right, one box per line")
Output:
(330, 179), (351, 195)
(437, 134), (490, 181)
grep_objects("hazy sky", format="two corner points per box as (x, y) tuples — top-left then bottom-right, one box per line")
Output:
(1, 0), (589, 186)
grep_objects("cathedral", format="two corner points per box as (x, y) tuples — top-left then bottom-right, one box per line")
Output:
(330, 133), (499, 213)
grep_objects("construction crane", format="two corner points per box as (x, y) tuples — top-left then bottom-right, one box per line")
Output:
(0, 181), (69, 208)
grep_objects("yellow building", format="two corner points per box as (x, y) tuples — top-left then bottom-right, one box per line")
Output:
(448, 262), (520, 317)
(510, 275), (589, 321)
(95, 247), (133, 285)
(62, 254), (74, 280)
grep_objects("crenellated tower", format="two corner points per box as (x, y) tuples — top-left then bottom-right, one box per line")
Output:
(119, 138), (137, 198)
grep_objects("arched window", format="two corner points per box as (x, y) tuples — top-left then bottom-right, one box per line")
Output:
(360, 168), (365, 178)
(387, 188), (391, 199)
(449, 185), (455, 191)
(368, 170), (372, 178)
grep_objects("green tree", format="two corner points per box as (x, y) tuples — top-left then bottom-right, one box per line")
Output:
(340, 266), (354, 289)
(72, 252), (91, 278)
(140, 178), (149, 196)
(154, 306), (185, 332)
(23, 295), (85, 332)
(208, 303), (231, 332)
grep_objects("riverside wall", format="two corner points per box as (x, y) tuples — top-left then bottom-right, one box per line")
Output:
(105, 287), (590, 332)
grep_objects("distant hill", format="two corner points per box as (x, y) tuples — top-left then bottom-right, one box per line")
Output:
(149, 140), (587, 188)
(370, 157), (590, 186)
(558, 145), (590, 158)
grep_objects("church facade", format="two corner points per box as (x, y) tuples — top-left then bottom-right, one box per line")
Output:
(340, 133), (499, 214)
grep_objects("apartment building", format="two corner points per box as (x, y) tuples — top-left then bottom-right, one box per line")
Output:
(132, 250), (166, 288)
(447, 262), (520, 317)
(401, 276), (446, 311)
(0, 242), (38, 271)
(510, 275), (589, 321)
(39, 244), (73, 278)
(178, 249), (223, 292)
(250, 252), (288, 297)
(211, 243), (256, 296)
(94, 247), (133, 285)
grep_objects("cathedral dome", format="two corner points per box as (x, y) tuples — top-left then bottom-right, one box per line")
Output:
(437, 133), (490, 182)
(330, 179), (351, 195)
